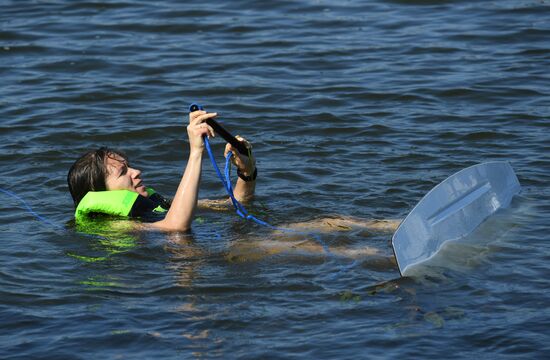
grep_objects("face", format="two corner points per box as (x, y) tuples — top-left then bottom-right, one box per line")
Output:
(104, 154), (148, 197)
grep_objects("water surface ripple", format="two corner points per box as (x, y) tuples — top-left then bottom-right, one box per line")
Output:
(1, 0), (549, 358)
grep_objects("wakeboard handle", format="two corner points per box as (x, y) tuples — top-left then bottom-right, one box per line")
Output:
(189, 103), (250, 156)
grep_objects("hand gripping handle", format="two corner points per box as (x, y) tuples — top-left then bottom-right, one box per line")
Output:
(189, 103), (250, 156)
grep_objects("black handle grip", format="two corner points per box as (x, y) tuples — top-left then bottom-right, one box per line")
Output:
(189, 103), (250, 156)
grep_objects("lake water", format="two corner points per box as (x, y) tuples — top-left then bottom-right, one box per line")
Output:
(1, 0), (549, 358)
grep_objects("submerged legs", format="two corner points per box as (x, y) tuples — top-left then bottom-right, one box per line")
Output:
(227, 216), (401, 262)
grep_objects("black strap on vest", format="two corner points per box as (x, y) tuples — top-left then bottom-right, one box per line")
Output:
(129, 193), (171, 219)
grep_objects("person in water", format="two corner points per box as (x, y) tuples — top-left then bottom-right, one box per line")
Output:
(68, 107), (400, 259)
(68, 108), (256, 231)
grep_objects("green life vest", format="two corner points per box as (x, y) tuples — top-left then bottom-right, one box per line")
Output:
(75, 187), (169, 221)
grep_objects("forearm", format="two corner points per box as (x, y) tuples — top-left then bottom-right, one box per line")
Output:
(225, 138), (256, 203)
(151, 150), (203, 231)
(232, 176), (255, 202)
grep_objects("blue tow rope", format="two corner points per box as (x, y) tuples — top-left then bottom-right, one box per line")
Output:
(0, 187), (66, 231)
(204, 138), (274, 226)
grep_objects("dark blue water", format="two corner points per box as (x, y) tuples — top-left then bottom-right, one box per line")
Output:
(1, 0), (549, 358)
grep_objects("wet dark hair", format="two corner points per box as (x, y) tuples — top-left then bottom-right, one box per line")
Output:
(67, 147), (128, 207)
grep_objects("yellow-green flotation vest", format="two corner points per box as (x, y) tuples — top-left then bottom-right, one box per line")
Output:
(75, 187), (170, 221)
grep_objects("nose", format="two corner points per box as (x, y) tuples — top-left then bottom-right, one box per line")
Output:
(129, 167), (141, 179)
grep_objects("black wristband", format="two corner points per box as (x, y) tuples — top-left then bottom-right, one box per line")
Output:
(237, 167), (257, 182)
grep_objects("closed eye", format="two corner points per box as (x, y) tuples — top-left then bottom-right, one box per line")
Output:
(118, 165), (128, 177)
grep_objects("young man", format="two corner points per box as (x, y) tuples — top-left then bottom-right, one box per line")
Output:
(67, 108), (256, 232)
(68, 106), (399, 261)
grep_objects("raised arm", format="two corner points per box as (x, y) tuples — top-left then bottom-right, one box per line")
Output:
(148, 109), (216, 231)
